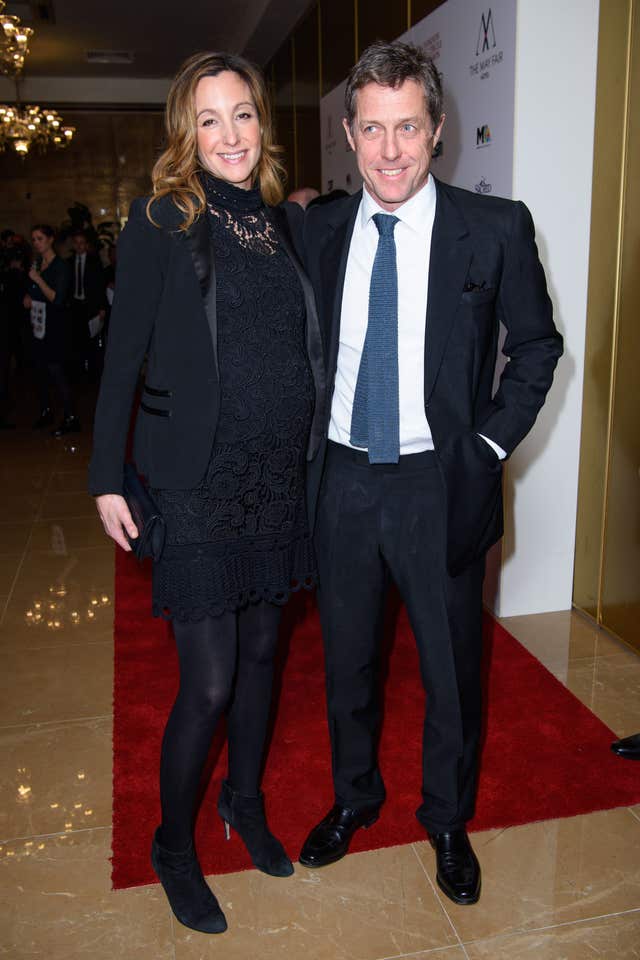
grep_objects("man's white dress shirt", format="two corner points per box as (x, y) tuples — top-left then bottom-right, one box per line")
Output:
(328, 176), (505, 460)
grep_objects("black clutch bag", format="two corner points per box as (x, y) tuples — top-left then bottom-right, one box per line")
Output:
(122, 462), (166, 562)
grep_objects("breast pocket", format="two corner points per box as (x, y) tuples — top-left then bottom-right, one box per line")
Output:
(461, 287), (497, 307)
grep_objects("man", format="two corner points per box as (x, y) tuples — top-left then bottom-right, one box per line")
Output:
(69, 229), (106, 382)
(294, 41), (563, 906)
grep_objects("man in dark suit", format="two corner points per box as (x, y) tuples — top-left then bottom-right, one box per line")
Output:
(69, 229), (106, 381)
(295, 41), (563, 905)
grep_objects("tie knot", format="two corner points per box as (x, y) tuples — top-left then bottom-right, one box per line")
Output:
(372, 213), (399, 236)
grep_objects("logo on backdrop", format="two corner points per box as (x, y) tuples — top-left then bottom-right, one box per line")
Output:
(476, 124), (492, 148)
(432, 140), (444, 160)
(474, 177), (492, 194)
(476, 9), (496, 55)
(469, 9), (504, 81)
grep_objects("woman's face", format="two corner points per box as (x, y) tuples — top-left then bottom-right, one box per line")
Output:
(31, 231), (53, 255)
(194, 71), (261, 190)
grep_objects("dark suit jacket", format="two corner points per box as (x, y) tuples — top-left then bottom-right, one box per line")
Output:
(88, 194), (325, 498)
(291, 178), (563, 575)
(70, 253), (107, 318)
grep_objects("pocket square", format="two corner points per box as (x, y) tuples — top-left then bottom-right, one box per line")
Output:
(463, 279), (488, 292)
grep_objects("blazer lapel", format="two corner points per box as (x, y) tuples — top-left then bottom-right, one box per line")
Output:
(186, 213), (218, 379)
(271, 205), (327, 460)
(320, 192), (360, 403)
(424, 180), (472, 401)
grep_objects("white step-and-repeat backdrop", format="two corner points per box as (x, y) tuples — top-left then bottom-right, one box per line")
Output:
(320, 0), (517, 200)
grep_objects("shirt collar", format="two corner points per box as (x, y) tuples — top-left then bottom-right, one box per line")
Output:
(360, 174), (436, 237)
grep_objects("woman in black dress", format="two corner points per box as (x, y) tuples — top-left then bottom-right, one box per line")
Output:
(89, 52), (324, 934)
(24, 225), (80, 435)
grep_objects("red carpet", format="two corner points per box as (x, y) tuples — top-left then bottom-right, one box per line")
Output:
(111, 549), (640, 890)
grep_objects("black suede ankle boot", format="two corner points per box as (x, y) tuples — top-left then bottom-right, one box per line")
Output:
(217, 780), (293, 877)
(150, 828), (227, 934)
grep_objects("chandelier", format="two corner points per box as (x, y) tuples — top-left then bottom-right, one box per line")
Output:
(0, 0), (75, 156)
(0, 96), (75, 154)
(0, 1), (33, 74)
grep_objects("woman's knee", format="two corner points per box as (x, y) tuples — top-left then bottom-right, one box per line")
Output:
(179, 674), (234, 719)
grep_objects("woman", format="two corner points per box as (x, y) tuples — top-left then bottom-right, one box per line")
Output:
(24, 225), (80, 435)
(88, 52), (324, 935)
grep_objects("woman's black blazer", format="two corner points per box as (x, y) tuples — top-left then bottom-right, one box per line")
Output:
(88, 194), (325, 497)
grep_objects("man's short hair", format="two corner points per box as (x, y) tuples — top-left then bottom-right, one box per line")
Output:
(71, 228), (88, 240)
(345, 40), (443, 132)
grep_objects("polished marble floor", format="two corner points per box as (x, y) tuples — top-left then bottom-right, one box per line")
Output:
(1, 402), (640, 959)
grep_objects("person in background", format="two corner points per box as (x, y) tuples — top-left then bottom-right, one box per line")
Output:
(0, 264), (16, 428)
(69, 228), (107, 382)
(0, 231), (24, 428)
(307, 188), (350, 208)
(24, 224), (80, 436)
(287, 187), (319, 208)
(88, 51), (324, 935)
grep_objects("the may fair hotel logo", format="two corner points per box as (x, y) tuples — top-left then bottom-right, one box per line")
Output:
(469, 8), (504, 80)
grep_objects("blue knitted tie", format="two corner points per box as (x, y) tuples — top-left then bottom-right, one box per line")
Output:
(350, 212), (400, 463)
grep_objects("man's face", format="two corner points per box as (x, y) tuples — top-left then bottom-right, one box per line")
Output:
(343, 79), (444, 212)
(72, 234), (87, 255)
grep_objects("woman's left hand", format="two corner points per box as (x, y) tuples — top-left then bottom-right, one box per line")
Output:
(28, 265), (41, 284)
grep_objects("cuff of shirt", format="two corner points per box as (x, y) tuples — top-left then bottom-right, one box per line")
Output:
(477, 433), (507, 460)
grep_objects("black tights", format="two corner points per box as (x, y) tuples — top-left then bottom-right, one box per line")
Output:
(159, 601), (282, 851)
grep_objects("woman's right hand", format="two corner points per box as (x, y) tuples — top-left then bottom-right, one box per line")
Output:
(95, 494), (138, 551)
(23, 294), (32, 309)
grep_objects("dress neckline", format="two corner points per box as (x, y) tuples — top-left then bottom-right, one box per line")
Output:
(200, 171), (263, 214)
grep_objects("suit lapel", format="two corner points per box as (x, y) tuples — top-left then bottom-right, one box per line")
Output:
(424, 180), (472, 401)
(185, 212), (218, 379)
(320, 192), (360, 399)
(271, 205), (326, 459)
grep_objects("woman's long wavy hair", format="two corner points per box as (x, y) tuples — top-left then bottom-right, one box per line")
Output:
(148, 51), (286, 229)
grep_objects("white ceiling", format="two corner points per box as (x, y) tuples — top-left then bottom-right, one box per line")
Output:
(4, 0), (310, 77)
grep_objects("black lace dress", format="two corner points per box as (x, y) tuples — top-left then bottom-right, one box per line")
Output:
(150, 175), (316, 620)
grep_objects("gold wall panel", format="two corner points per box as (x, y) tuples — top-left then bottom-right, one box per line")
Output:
(601, 0), (640, 646)
(573, 0), (630, 618)
(574, 0), (640, 652)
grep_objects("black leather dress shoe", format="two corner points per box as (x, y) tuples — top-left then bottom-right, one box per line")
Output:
(611, 732), (640, 760)
(430, 829), (480, 905)
(299, 804), (380, 867)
